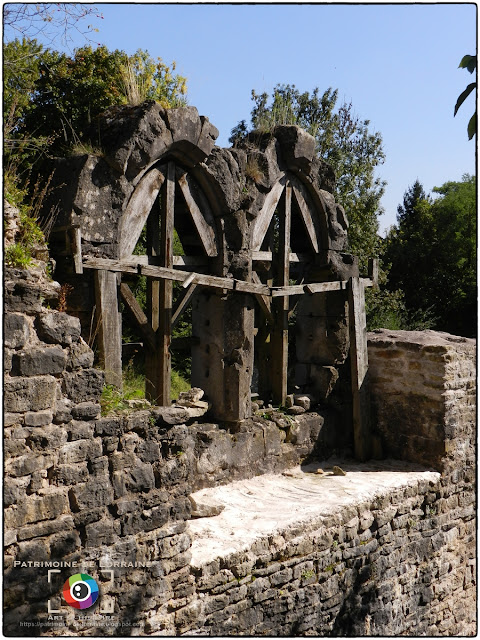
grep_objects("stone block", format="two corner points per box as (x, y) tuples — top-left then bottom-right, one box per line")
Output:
(274, 125), (316, 171)
(53, 399), (73, 424)
(16, 538), (50, 563)
(17, 515), (75, 541)
(36, 311), (81, 345)
(66, 339), (94, 369)
(4, 348), (13, 374)
(71, 402), (101, 420)
(3, 413), (22, 427)
(50, 530), (82, 559)
(95, 417), (125, 436)
(26, 425), (68, 451)
(4, 278), (45, 314)
(4, 313), (30, 349)
(24, 410), (53, 427)
(4, 490), (70, 528)
(5, 453), (54, 477)
(12, 345), (66, 376)
(126, 462), (156, 492)
(69, 478), (114, 511)
(58, 438), (103, 464)
(51, 462), (89, 485)
(85, 518), (117, 547)
(4, 477), (30, 506)
(294, 395), (312, 410)
(136, 439), (162, 464)
(287, 405), (306, 415)
(142, 505), (170, 532)
(4, 375), (57, 412)
(62, 368), (105, 403)
(68, 419), (95, 440)
(152, 406), (190, 425)
(89, 456), (109, 476)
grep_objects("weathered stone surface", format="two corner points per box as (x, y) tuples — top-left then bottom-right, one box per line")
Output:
(26, 425), (68, 451)
(287, 405), (306, 415)
(4, 491), (70, 528)
(58, 438), (103, 464)
(4, 375), (58, 412)
(189, 495), (225, 519)
(275, 125), (316, 172)
(71, 402), (101, 420)
(24, 410), (54, 427)
(152, 406), (190, 425)
(62, 368), (104, 403)
(368, 329), (476, 470)
(66, 339), (95, 369)
(12, 345), (66, 376)
(4, 313), (30, 349)
(69, 478), (115, 511)
(53, 399), (73, 424)
(36, 311), (81, 345)
(177, 387), (205, 406)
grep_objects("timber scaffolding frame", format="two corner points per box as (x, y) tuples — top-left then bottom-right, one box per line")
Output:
(74, 239), (378, 462)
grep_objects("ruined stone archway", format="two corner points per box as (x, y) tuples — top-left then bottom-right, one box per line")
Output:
(43, 104), (368, 433)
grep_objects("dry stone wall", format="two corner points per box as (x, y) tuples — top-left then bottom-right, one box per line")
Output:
(3, 271), (476, 636)
(183, 465), (475, 636)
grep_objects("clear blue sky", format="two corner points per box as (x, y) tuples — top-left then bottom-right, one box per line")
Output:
(10, 2), (476, 234)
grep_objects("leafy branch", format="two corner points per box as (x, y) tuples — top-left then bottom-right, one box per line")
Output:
(454, 54), (476, 140)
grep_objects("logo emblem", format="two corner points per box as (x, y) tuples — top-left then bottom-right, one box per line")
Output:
(62, 573), (99, 609)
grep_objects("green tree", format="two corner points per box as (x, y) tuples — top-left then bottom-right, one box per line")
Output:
(4, 40), (188, 169)
(230, 84), (386, 270)
(385, 175), (476, 337)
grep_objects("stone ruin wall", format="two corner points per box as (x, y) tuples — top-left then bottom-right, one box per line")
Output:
(3, 266), (476, 636)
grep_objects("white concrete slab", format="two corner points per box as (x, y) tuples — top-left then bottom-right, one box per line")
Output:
(188, 459), (440, 567)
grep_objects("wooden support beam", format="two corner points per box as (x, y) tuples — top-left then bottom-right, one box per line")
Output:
(252, 176), (287, 251)
(130, 254), (208, 268)
(271, 184), (291, 406)
(83, 257), (375, 299)
(119, 283), (156, 351)
(157, 160), (175, 405)
(70, 225), (83, 274)
(83, 257), (271, 296)
(177, 171), (218, 257)
(118, 168), (165, 259)
(272, 281), (348, 297)
(172, 283), (197, 329)
(252, 271), (274, 324)
(94, 270), (122, 388)
(292, 184), (319, 253)
(348, 276), (372, 462)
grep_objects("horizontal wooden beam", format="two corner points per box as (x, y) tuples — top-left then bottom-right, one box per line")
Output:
(272, 278), (373, 297)
(83, 256), (374, 299)
(83, 256), (271, 296)
(125, 254), (208, 268)
(252, 251), (308, 263)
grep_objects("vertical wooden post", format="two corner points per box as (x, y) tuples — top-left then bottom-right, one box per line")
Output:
(348, 276), (371, 461)
(94, 269), (122, 388)
(146, 161), (174, 405)
(271, 184), (292, 406)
